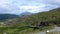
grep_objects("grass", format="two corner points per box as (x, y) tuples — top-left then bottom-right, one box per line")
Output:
(0, 26), (54, 34)
(0, 24), (41, 34)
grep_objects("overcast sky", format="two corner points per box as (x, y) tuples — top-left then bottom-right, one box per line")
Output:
(0, 0), (60, 15)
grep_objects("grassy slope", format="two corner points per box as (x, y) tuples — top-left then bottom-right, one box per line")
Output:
(0, 8), (60, 34)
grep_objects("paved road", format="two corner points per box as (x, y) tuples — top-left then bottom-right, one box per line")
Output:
(34, 26), (60, 34)
(34, 32), (46, 34)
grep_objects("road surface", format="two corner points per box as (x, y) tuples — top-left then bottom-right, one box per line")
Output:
(34, 26), (60, 34)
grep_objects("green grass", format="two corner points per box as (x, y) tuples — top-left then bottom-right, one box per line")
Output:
(0, 26), (30, 34)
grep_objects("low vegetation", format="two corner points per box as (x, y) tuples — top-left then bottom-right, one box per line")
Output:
(0, 8), (60, 34)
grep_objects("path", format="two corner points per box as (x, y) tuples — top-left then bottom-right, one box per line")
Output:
(34, 26), (60, 34)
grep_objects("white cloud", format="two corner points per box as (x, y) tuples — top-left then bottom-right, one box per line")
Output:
(20, 5), (44, 9)
(0, 0), (60, 14)
(43, 0), (60, 5)
(19, 4), (46, 13)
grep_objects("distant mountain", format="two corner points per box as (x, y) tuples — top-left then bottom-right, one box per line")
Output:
(0, 14), (19, 21)
(20, 12), (34, 16)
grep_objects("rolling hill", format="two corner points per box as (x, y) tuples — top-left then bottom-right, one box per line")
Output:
(2, 8), (60, 27)
(0, 14), (19, 21)
(0, 8), (60, 34)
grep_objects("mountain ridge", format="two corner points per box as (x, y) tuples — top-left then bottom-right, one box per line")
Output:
(0, 14), (19, 21)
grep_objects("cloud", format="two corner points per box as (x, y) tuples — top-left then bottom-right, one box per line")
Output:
(43, 0), (60, 5)
(0, 0), (21, 14)
(0, 0), (60, 14)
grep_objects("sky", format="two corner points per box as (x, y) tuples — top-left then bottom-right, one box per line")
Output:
(0, 0), (60, 15)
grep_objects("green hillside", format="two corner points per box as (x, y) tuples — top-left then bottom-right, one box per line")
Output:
(14, 8), (60, 27)
(0, 14), (19, 22)
(0, 8), (60, 34)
